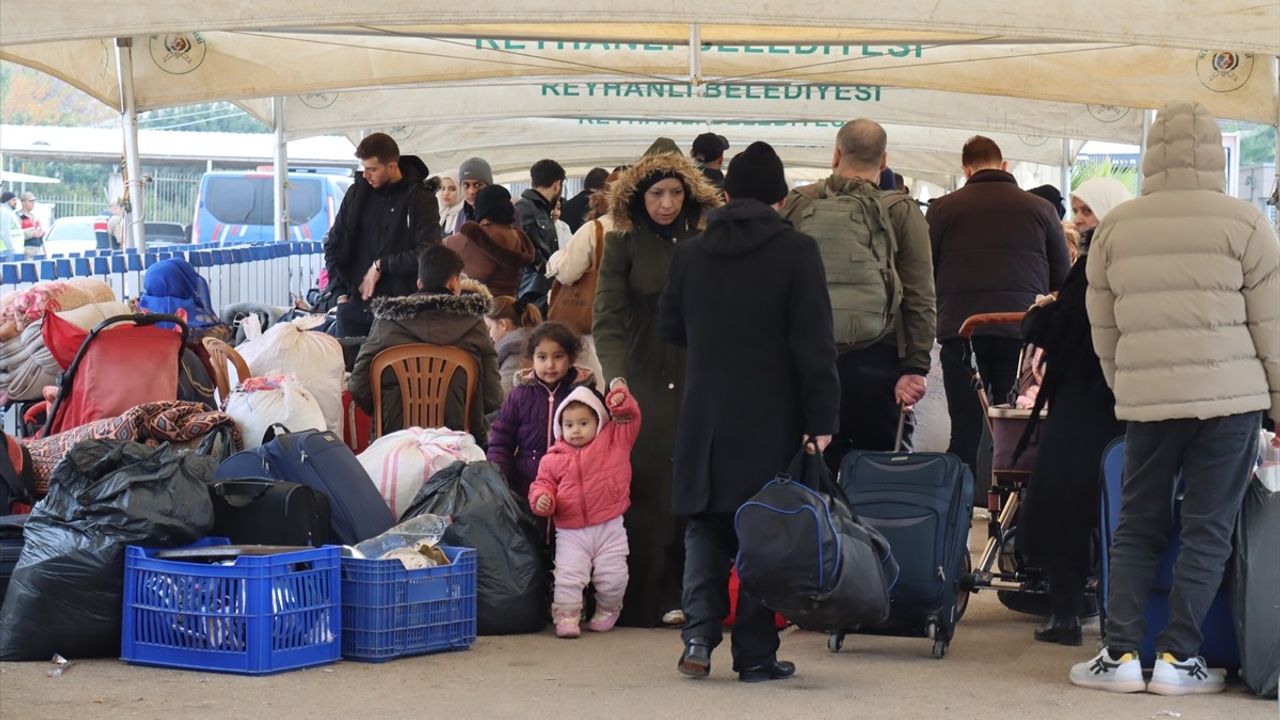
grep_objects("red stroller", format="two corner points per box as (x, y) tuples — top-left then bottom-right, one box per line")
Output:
(23, 312), (188, 438)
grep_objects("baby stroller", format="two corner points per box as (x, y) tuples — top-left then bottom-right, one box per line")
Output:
(956, 312), (1060, 614)
(23, 312), (188, 438)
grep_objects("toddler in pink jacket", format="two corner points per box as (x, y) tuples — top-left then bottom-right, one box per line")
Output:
(529, 380), (641, 638)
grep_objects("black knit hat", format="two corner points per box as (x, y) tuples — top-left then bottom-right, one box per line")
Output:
(474, 184), (515, 224)
(723, 141), (788, 205)
(1028, 184), (1066, 219)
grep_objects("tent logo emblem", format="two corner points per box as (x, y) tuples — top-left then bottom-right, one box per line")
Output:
(1019, 135), (1048, 147)
(298, 93), (339, 110)
(1087, 105), (1130, 123)
(149, 33), (206, 75)
(1196, 51), (1254, 93)
(387, 126), (416, 141)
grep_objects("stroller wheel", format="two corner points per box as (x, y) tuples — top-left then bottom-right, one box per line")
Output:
(827, 633), (844, 653)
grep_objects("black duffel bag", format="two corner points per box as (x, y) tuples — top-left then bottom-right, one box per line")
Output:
(735, 443), (898, 632)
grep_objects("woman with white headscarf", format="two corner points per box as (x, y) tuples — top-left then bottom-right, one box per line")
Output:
(1017, 175), (1133, 646)
(435, 173), (466, 233)
(1070, 177), (1133, 256)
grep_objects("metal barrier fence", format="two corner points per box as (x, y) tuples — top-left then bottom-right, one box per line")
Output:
(0, 242), (325, 311)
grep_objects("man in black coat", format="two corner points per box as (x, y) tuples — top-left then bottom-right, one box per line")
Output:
(324, 132), (441, 340)
(659, 141), (839, 683)
(561, 167), (608, 233)
(926, 136), (1069, 480)
(514, 158), (566, 312)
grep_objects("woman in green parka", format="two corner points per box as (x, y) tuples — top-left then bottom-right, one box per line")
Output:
(593, 138), (723, 627)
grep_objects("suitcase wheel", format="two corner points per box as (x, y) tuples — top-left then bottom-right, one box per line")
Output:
(827, 633), (844, 653)
(932, 639), (948, 659)
(925, 619), (937, 640)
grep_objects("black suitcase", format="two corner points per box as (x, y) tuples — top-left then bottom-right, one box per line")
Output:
(208, 480), (332, 547)
(834, 440), (974, 658)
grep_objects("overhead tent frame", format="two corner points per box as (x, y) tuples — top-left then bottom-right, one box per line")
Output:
(4, 33), (1275, 123)
(2, 2), (1275, 52)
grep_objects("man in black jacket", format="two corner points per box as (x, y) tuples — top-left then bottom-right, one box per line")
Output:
(660, 141), (839, 684)
(514, 158), (566, 311)
(927, 136), (1069, 481)
(325, 132), (441, 341)
(561, 167), (608, 233)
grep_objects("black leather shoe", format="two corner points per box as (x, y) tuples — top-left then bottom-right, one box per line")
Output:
(738, 660), (796, 683)
(1034, 615), (1082, 646)
(677, 640), (712, 678)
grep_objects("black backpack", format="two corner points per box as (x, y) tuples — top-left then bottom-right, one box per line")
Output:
(735, 446), (898, 631)
(0, 432), (37, 515)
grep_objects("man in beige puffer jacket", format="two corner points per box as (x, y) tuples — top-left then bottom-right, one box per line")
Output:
(1071, 100), (1280, 696)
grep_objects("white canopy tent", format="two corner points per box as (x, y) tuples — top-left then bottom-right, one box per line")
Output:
(239, 83), (1144, 145)
(1, 3), (1275, 245)
(2, 2), (1274, 52)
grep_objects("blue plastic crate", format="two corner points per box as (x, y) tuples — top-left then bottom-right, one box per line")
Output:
(341, 546), (476, 662)
(122, 538), (342, 675)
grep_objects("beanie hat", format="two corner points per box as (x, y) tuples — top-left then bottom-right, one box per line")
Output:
(1028, 184), (1066, 219)
(553, 385), (610, 441)
(691, 133), (730, 163)
(474, 184), (515, 224)
(0, 192), (14, 204)
(458, 157), (494, 186)
(723, 141), (788, 205)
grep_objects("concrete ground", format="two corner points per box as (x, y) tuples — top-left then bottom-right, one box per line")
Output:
(1, 519), (1271, 720)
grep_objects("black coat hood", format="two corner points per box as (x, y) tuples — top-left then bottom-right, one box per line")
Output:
(697, 199), (792, 257)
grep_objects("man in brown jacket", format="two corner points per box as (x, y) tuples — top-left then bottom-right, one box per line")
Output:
(349, 244), (504, 442)
(1071, 100), (1280, 696)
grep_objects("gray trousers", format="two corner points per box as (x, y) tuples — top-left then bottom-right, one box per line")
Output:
(1104, 412), (1261, 658)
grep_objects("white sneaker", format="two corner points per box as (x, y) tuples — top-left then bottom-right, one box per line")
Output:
(1068, 647), (1146, 693)
(1147, 652), (1226, 696)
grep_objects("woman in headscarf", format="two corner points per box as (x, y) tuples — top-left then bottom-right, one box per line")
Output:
(593, 139), (722, 627)
(1018, 175), (1133, 646)
(137, 257), (230, 408)
(436, 173), (467, 234)
(1069, 177), (1132, 256)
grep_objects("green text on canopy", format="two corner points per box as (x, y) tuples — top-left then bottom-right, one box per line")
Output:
(477, 40), (925, 58)
(541, 83), (883, 101)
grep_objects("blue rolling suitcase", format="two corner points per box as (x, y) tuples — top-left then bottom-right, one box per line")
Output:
(836, 441), (974, 658)
(1098, 439), (1240, 669)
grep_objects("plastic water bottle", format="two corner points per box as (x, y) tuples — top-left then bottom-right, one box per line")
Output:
(352, 514), (450, 559)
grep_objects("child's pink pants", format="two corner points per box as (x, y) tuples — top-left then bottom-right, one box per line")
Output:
(552, 515), (629, 608)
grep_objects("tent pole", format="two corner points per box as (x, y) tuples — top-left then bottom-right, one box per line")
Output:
(1137, 108), (1154, 176)
(114, 37), (146, 252)
(689, 24), (703, 97)
(1273, 56), (1279, 232)
(273, 96), (288, 243)
(1060, 137), (1071, 196)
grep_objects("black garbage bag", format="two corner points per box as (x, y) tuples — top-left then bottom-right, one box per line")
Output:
(1233, 478), (1280, 698)
(401, 461), (548, 635)
(0, 440), (215, 660)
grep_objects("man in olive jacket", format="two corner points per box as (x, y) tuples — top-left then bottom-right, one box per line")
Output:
(661, 141), (839, 683)
(782, 119), (936, 457)
(348, 245), (503, 443)
(1070, 100), (1280, 696)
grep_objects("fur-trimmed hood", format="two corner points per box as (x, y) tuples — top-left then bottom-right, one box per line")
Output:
(513, 365), (597, 390)
(606, 138), (723, 233)
(370, 278), (493, 320)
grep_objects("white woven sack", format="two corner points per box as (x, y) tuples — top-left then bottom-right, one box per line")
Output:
(237, 314), (344, 437)
(225, 376), (327, 449)
(357, 428), (486, 517)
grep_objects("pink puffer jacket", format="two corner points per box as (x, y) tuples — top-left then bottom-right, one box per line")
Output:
(529, 385), (641, 529)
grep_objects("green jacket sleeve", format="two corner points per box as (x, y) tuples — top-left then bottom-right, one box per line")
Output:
(890, 199), (937, 374)
(592, 231), (631, 381)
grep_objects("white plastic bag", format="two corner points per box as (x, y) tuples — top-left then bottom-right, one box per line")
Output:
(224, 375), (327, 449)
(1259, 429), (1279, 493)
(236, 314), (344, 438)
(357, 428), (486, 518)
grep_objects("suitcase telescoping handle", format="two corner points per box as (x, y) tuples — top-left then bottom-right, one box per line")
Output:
(894, 405), (910, 453)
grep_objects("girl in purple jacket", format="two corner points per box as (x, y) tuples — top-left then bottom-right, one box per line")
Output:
(486, 322), (597, 497)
